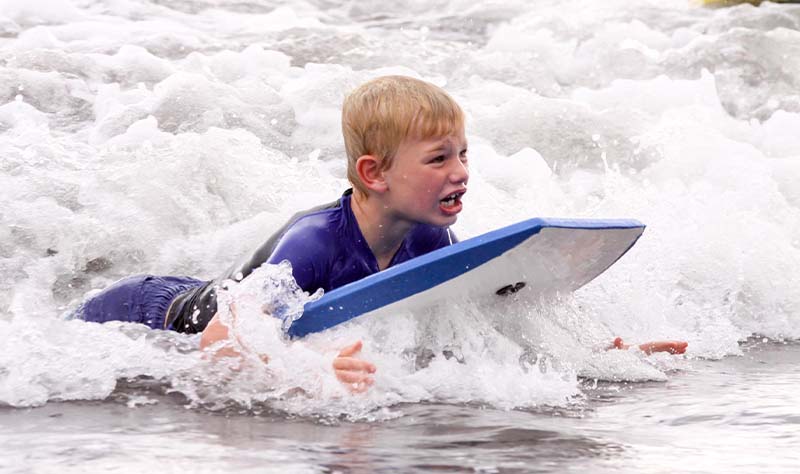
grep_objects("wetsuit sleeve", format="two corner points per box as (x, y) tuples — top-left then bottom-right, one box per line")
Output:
(265, 222), (332, 294)
(165, 199), (342, 334)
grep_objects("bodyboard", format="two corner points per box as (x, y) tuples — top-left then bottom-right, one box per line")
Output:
(287, 217), (645, 338)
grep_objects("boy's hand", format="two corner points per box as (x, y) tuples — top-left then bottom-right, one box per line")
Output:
(611, 337), (688, 355)
(333, 340), (376, 393)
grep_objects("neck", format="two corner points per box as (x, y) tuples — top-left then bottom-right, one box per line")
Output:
(350, 191), (414, 270)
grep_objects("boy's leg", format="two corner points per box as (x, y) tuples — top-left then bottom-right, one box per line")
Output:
(74, 275), (149, 325)
(74, 275), (205, 330)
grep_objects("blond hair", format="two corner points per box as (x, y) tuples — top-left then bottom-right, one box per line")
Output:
(342, 76), (465, 195)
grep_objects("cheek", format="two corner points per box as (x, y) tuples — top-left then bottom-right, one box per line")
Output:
(419, 173), (443, 191)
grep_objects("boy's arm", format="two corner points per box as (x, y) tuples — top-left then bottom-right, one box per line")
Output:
(200, 312), (375, 392)
(199, 225), (331, 351)
(610, 337), (688, 354)
(171, 202), (342, 333)
(264, 222), (332, 293)
(174, 217), (332, 334)
(199, 313), (237, 355)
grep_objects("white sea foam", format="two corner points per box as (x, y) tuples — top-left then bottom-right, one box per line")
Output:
(1, 0), (799, 413)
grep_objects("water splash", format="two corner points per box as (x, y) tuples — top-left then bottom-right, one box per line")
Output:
(1, 0), (799, 413)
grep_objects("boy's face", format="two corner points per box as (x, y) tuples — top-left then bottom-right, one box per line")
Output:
(381, 127), (469, 228)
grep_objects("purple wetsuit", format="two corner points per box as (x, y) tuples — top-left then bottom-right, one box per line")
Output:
(77, 190), (455, 333)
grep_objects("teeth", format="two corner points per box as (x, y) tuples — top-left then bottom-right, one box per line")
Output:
(441, 191), (463, 208)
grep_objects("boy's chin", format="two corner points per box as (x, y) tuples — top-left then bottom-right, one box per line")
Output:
(402, 208), (460, 228)
(425, 212), (459, 228)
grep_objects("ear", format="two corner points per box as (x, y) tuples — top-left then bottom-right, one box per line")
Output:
(355, 155), (388, 193)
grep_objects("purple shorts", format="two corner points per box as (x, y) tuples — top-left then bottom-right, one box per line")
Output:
(75, 275), (206, 330)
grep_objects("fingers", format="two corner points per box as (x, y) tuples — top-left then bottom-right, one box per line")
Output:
(334, 341), (376, 393)
(610, 338), (689, 355)
(333, 356), (376, 373)
(335, 370), (374, 393)
(669, 341), (689, 354)
(639, 340), (689, 355)
(338, 340), (363, 358)
(659, 340), (687, 354)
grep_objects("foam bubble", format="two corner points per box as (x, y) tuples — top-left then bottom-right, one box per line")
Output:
(758, 110), (800, 158)
(0, 99), (49, 129)
(2, 0), (800, 414)
(0, 0), (84, 27)
(0, 317), (200, 408)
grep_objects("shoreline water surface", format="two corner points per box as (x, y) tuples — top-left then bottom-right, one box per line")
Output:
(2, 340), (797, 473)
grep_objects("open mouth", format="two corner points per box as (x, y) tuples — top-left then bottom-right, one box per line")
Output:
(440, 190), (466, 211)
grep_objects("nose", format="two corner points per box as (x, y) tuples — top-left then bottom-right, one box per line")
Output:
(449, 156), (469, 185)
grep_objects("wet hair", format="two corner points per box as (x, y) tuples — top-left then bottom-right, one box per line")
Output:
(341, 75), (464, 195)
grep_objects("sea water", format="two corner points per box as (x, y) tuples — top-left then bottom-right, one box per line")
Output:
(1, 0), (799, 472)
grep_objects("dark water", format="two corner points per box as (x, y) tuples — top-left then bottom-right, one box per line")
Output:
(2, 341), (797, 473)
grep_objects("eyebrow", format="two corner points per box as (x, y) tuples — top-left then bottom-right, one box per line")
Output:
(425, 139), (467, 153)
(425, 144), (447, 153)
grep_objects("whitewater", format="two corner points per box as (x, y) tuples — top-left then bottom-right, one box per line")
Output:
(1, 0), (799, 472)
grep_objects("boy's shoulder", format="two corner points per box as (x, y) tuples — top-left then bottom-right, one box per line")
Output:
(224, 195), (346, 281)
(276, 193), (356, 248)
(282, 201), (345, 237)
(260, 195), (347, 261)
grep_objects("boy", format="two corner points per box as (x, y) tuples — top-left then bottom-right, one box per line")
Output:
(78, 76), (468, 390)
(77, 76), (685, 392)
(194, 75), (470, 388)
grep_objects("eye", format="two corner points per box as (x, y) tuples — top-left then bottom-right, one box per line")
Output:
(459, 149), (468, 161)
(431, 155), (446, 163)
